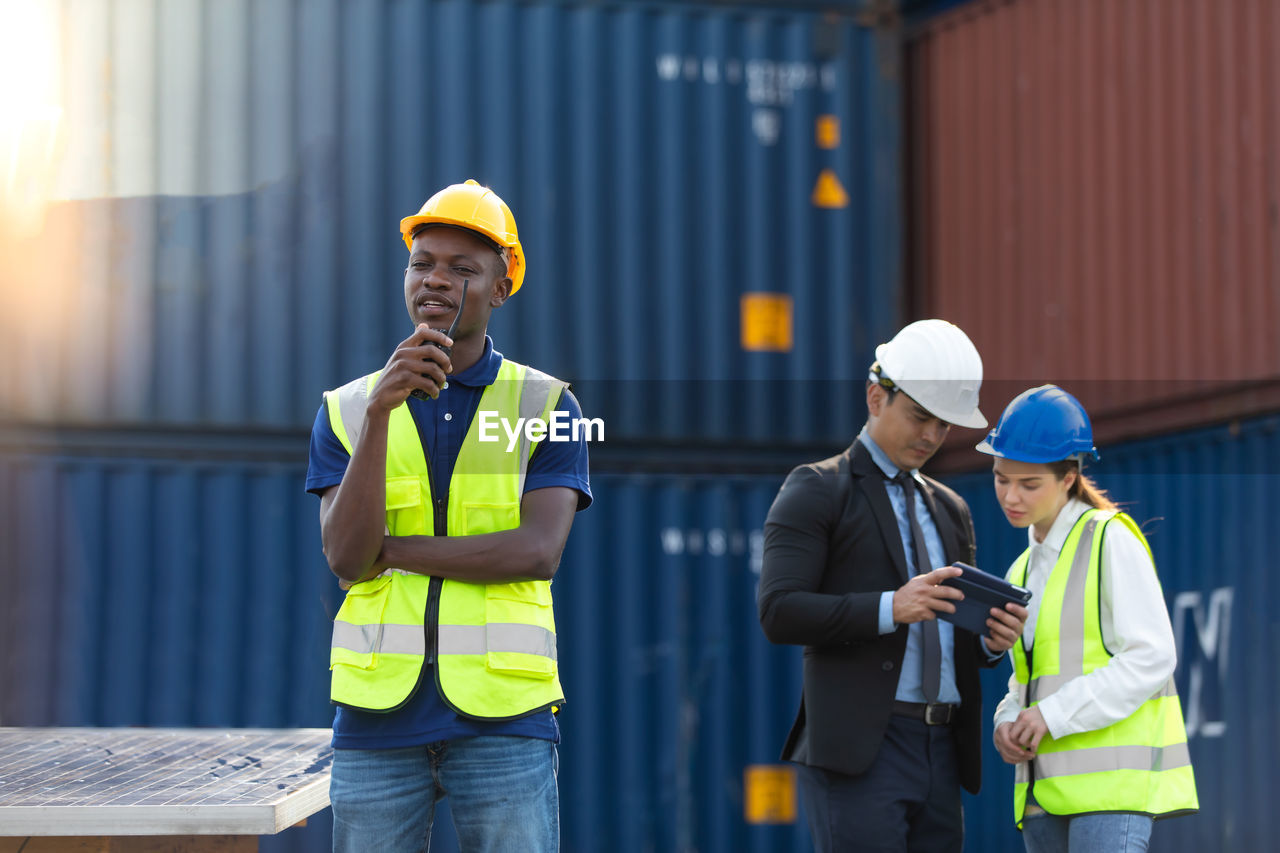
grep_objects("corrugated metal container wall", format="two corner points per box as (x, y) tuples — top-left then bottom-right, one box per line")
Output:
(906, 0), (1280, 451)
(942, 415), (1280, 853)
(0, 447), (814, 852)
(555, 473), (811, 852)
(0, 0), (902, 448)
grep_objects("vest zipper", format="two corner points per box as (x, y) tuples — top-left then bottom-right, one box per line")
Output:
(424, 498), (446, 663)
(1025, 640), (1036, 805)
(1019, 512), (1090, 812)
(422, 446), (446, 665)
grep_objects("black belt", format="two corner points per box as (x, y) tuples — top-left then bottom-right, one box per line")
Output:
(892, 700), (957, 726)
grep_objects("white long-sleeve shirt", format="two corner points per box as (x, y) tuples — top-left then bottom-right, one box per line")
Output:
(993, 498), (1178, 740)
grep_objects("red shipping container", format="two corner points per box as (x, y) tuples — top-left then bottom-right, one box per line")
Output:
(906, 0), (1280, 471)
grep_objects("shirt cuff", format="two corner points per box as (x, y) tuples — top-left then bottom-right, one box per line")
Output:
(1036, 696), (1070, 740)
(979, 636), (1005, 662)
(994, 705), (1020, 728)
(878, 591), (897, 635)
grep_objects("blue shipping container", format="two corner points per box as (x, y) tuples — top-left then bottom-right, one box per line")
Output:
(0, 0), (902, 447)
(3, 414), (1277, 850)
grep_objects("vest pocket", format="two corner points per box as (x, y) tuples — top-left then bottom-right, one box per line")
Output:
(385, 476), (426, 534)
(461, 501), (521, 533)
(330, 574), (394, 671)
(484, 582), (557, 679)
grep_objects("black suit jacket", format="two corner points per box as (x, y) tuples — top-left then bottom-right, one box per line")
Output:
(757, 439), (994, 794)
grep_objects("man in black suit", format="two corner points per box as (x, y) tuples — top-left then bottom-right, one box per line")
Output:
(759, 320), (1028, 852)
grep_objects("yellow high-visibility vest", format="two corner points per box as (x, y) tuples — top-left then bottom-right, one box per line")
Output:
(324, 358), (567, 718)
(1008, 509), (1198, 827)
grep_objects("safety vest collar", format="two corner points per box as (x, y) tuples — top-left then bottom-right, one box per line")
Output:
(1010, 509), (1103, 692)
(1024, 511), (1108, 703)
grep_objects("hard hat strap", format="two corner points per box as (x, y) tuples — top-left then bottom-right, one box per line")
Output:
(868, 362), (898, 393)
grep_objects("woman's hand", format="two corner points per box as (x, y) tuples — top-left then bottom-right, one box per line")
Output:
(994, 722), (1033, 764)
(984, 602), (1029, 653)
(1008, 706), (1050, 755)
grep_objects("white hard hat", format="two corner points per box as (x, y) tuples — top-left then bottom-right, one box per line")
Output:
(869, 319), (987, 429)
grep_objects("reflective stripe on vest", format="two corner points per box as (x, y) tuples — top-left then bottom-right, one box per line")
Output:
(437, 623), (557, 658)
(324, 358), (569, 716)
(1015, 516), (1099, 706)
(331, 620), (557, 660)
(1033, 741), (1192, 780)
(1008, 509), (1198, 825)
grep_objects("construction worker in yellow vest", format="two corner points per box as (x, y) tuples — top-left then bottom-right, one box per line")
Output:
(977, 385), (1197, 852)
(305, 180), (592, 853)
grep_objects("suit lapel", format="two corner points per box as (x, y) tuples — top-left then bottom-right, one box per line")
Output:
(850, 441), (911, 583)
(918, 478), (960, 565)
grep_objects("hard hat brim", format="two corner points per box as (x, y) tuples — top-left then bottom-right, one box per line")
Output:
(974, 438), (1099, 463)
(400, 214), (508, 251)
(975, 437), (1015, 459)
(936, 407), (988, 430)
(974, 437), (1060, 462)
(894, 383), (988, 429)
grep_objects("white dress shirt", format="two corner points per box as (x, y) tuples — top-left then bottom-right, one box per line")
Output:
(993, 498), (1178, 740)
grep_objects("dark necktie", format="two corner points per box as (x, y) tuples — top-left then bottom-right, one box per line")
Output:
(894, 470), (942, 703)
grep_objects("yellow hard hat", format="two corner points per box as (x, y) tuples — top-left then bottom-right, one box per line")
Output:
(399, 179), (526, 294)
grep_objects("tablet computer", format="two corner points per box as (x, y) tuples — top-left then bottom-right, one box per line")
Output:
(938, 562), (1032, 636)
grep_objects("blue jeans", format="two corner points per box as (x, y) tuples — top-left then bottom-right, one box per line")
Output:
(330, 736), (559, 853)
(1022, 811), (1153, 853)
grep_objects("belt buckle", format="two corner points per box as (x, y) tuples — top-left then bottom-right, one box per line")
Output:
(924, 703), (951, 726)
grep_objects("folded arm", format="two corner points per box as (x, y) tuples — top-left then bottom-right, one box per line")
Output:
(374, 486), (578, 583)
(322, 484), (578, 585)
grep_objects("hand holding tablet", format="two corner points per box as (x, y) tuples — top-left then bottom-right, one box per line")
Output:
(937, 562), (1032, 636)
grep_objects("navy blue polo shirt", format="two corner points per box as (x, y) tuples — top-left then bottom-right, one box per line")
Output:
(306, 337), (592, 749)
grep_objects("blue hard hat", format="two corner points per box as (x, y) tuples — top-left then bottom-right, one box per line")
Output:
(975, 385), (1098, 463)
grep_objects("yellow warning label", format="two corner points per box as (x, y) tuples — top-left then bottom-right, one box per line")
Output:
(744, 764), (797, 825)
(740, 293), (794, 353)
(812, 169), (849, 209)
(816, 115), (840, 149)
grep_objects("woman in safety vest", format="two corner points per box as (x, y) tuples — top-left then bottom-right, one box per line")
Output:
(977, 385), (1197, 852)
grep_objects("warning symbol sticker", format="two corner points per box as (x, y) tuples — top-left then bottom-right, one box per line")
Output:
(812, 169), (849, 209)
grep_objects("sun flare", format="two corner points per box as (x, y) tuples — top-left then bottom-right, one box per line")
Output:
(0, 0), (65, 229)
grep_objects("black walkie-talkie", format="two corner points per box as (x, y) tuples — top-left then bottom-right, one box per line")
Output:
(410, 279), (468, 401)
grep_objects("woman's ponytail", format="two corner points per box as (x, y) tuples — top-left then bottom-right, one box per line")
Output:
(1048, 459), (1117, 511)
